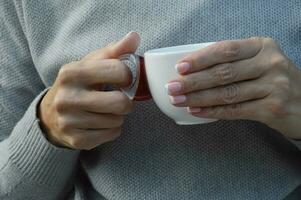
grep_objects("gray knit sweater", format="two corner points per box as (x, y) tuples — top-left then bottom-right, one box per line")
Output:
(1, 0), (301, 199)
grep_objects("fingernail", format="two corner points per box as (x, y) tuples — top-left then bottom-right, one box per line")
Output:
(187, 107), (201, 113)
(165, 82), (182, 94)
(169, 95), (186, 104)
(175, 62), (190, 74)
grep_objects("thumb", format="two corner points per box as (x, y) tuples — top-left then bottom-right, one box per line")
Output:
(110, 31), (141, 56)
(93, 32), (141, 60)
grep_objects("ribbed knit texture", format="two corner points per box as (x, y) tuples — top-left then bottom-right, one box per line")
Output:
(1, 0), (301, 199)
(8, 90), (80, 186)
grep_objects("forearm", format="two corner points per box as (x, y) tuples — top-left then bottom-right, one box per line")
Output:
(0, 90), (79, 200)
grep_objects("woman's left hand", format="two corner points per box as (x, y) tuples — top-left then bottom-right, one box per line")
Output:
(166, 37), (301, 139)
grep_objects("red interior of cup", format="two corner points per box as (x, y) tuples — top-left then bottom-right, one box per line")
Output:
(133, 56), (152, 101)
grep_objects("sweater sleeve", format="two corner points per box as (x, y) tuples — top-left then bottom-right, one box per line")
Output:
(0, 1), (79, 199)
(290, 139), (301, 151)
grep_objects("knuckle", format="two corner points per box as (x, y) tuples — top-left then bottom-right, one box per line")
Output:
(187, 92), (202, 106)
(219, 84), (240, 104)
(57, 65), (75, 85)
(106, 60), (130, 84)
(183, 75), (199, 91)
(273, 75), (290, 89)
(53, 95), (67, 113)
(65, 95), (82, 108)
(215, 41), (240, 59)
(270, 55), (289, 69)
(54, 91), (81, 112)
(212, 63), (236, 85)
(109, 128), (122, 140)
(117, 102), (131, 114)
(114, 116), (124, 127)
(263, 37), (282, 52)
(110, 60), (124, 73)
(68, 136), (86, 150)
(56, 117), (72, 132)
(84, 145), (97, 151)
(267, 98), (288, 116)
(109, 59), (121, 69)
(250, 37), (264, 49)
(81, 142), (96, 150)
(206, 107), (218, 117)
(79, 58), (90, 67)
(115, 94), (132, 114)
(224, 103), (242, 118)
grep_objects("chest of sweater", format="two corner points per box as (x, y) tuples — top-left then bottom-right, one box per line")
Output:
(18, 0), (301, 86)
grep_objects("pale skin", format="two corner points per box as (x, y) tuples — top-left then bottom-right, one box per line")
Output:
(39, 32), (140, 150)
(40, 34), (301, 150)
(166, 37), (301, 140)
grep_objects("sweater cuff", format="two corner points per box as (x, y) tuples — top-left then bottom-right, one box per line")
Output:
(7, 89), (79, 186)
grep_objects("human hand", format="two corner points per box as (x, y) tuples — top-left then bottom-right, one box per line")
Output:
(39, 32), (140, 150)
(166, 37), (301, 139)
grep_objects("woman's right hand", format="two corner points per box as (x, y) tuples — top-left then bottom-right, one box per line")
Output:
(38, 32), (140, 150)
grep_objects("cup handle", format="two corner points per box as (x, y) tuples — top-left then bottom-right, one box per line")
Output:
(119, 54), (141, 100)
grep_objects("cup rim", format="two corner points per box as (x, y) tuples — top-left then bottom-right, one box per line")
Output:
(144, 42), (215, 56)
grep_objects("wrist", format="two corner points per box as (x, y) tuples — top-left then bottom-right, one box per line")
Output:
(37, 88), (67, 148)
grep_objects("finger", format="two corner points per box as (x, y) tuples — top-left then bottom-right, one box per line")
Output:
(62, 128), (122, 150)
(177, 37), (263, 74)
(170, 79), (272, 107)
(187, 99), (266, 121)
(63, 112), (124, 129)
(84, 32), (141, 60)
(62, 59), (132, 87)
(80, 91), (134, 115)
(167, 57), (265, 95)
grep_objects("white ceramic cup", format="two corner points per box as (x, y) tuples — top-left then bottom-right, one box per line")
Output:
(121, 42), (218, 125)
